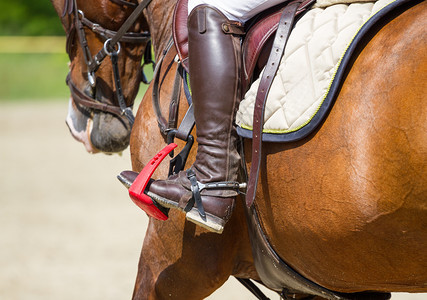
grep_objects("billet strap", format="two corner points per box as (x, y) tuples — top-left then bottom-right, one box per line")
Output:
(246, 0), (305, 207)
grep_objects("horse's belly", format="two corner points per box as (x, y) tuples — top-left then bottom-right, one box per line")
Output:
(257, 116), (427, 292)
(253, 0), (427, 292)
(258, 142), (427, 292)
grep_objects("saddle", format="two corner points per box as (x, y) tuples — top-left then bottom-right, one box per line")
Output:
(172, 0), (314, 91)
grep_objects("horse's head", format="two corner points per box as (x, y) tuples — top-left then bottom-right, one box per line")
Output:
(51, 0), (151, 153)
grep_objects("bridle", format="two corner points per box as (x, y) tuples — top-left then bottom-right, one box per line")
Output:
(62, 0), (153, 126)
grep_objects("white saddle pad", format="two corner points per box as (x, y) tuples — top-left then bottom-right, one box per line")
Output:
(236, 0), (394, 135)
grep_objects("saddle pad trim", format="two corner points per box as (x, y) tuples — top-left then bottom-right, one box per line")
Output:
(237, 0), (408, 143)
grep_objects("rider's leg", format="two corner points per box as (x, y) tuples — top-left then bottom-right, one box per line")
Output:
(188, 0), (290, 23)
(146, 5), (243, 233)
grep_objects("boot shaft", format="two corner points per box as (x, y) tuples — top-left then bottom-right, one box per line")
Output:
(187, 5), (243, 182)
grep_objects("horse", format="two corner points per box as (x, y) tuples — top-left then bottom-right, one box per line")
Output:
(51, 0), (152, 154)
(128, 0), (427, 299)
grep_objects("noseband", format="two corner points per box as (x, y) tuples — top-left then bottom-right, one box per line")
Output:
(62, 0), (153, 126)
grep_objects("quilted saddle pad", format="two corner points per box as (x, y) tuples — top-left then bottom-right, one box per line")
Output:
(236, 0), (398, 142)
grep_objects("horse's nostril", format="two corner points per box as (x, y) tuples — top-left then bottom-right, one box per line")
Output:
(66, 98), (99, 154)
(90, 112), (131, 153)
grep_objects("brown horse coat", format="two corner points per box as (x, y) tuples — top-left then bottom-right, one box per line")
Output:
(130, 0), (426, 298)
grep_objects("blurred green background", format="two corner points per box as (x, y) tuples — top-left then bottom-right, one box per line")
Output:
(0, 1), (69, 101)
(0, 0), (150, 102)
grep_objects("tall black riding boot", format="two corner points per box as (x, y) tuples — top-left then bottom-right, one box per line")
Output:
(149, 5), (243, 233)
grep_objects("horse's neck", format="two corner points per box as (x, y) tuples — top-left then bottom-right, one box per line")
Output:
(143, 0), (175, 61)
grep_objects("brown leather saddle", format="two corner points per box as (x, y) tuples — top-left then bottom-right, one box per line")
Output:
(172, 0), (314, 91)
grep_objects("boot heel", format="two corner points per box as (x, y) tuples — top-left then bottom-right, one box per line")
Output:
(186, 208), (225, 234)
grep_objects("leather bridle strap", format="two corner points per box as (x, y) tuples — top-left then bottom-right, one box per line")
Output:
(246, 0), (305, 207)
(89, 0), (153, 73)
(62, 0), (74, 18)
(79, 15), (150, 44)
(66, 73), (124, 117)
(111, 50), (136, 124)
(65, 0), (152, 125)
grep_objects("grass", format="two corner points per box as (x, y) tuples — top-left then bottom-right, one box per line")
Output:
(0, 52), (70, 101)
(0, 36), (66, 53)
(0, 36), (151, 103)
(0, 36), (69, 101)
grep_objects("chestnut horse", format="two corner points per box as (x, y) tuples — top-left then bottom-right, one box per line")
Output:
(51, 0), (151, 153)
(129, 0), (426, 299)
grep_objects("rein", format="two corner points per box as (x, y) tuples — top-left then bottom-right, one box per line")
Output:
(62, 0), (153, 126)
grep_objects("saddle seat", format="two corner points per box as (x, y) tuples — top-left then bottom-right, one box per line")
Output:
(172, 0), (313, 91)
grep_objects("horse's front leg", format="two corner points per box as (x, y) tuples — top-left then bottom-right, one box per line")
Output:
(132, 199), (255, 300)
(130, 205), (243, 299)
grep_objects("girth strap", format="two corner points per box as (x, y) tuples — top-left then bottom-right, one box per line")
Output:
(246, 0), (307, 207)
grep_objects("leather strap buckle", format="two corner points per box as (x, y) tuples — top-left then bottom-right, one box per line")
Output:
(185, 169), (207, 220)
(222, 22), (245, 35)
(167, 129), (195, 176)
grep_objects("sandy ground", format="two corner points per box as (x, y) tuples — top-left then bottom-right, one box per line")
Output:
(0, 102), (425, 300)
